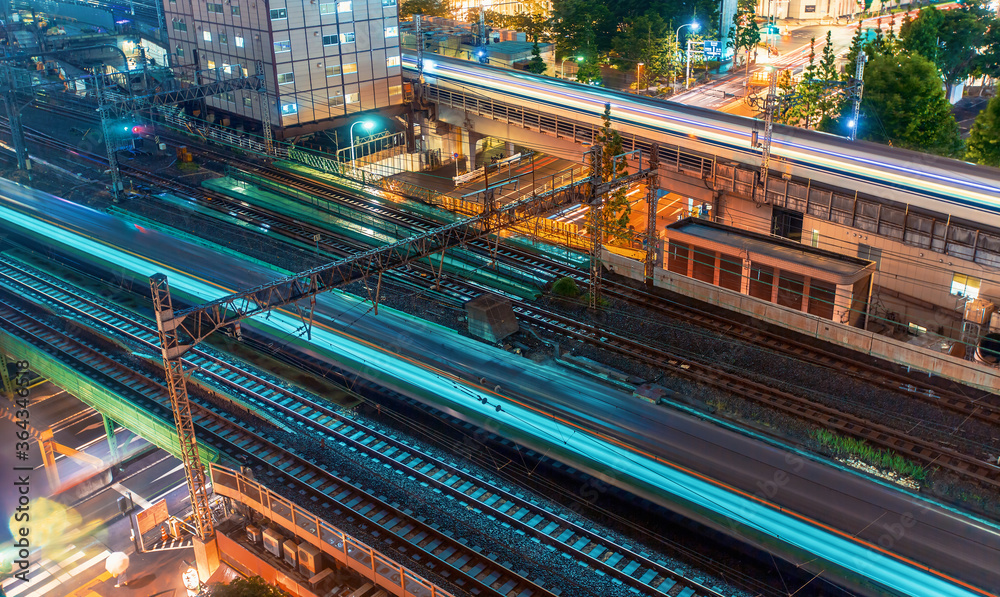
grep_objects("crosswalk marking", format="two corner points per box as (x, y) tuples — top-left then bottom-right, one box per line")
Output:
(20, 550), (112, 597)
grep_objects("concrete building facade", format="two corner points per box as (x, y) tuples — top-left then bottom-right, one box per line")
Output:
(163, 0), (404, 136)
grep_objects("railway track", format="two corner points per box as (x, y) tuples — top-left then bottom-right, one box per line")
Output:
(10, 107), (1000, 483)
(0, 254), (725, 597)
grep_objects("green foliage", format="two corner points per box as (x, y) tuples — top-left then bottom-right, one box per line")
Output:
(966, 94), (1000, 167)
(211, 576), (285, 597)
(551, 0), (612, 63)
(900, 6), (990, 93)
(611, 13), (677, 89)
(811, 429), (927, 482)
(551, 276), (581, 297)
(399, 0), (449, 19)
(527, 41), (547, 74)
(176, 160), (199, 171)
(589, 104), (631, 243)
(728, 0), (760, 68)
(822, 53), (962, 156)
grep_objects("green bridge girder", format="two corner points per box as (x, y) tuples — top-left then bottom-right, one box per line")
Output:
(0, 329), (221, 465)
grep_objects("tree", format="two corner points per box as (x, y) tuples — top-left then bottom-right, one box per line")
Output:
(966, 95), (1000, 167)
(900, 6), (989, 96)
(588, 104), (631, 243)
(611, 13), (675, 89)
(783, 39), (823, 128)
(728, 0), (760, 87)
(399, 0), (449, 20)
(815, 31), (840, 119)
(212, 576), (285, 597)
(823, 53), (963, 157)
(527, 41), (547, 74)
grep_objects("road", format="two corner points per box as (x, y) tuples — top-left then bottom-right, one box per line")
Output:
(0, 184), (997, 596)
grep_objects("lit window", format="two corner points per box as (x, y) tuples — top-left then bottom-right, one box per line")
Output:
(345, 91), (359, 103)
(386, 55), (400, 67)
(219, 33), (227, 44)
(277, 72), (294, 84)
(270, 8), (287, 19)
(274, 40), (291, 53)
(337, 1), (351, 11)
(325, 65), (341, 77)
(388, 84), (401, 96)
(222, 63), (231, 73)
(203, 30), (212, 42)
(176, 45), (184, 57)
(342, 62), (357, 74)
(242, 67), (249, 77)
(384, 26), (397, 38)
(206, 2), (223, 12)
(951, 273), (981, 300)
(319, 3), (335, 14)
(235, 36), (244, 47)
(339, 32), (354, 44)
(328, 92), (344, 106)
(207, 60), (216, 69)
(231, 5), (240, 15)
(243, 96), (252, 107)
(381, 0), (395, 5)
(223, 91), (235, 102)
(322, 34), (338, 46)
(281, 102), (298, 115)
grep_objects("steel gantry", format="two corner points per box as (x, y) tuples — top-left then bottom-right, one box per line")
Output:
(587, 144), (661, 307)
(149, 182), (562, 580)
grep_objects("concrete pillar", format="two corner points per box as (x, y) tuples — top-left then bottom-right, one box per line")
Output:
(740, 256), (751, 295)
(712, 254), (721, 286)
(770, 268), (780, 304)
(103, 414), (119, 462)
(193, 535), (221, 582)
(833, 283), (854, 325)
(465, 129), (484, 172)
(505, 140), (514, 157)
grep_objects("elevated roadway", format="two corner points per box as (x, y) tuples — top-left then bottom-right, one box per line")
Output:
(0, 181), (998, 597)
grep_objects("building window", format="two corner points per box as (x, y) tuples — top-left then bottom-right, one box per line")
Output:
(339, 32), (355, 44)
(270, 8), (287, 19)
(381, 0), (395, 5)
(223, 91), (235, 102)
(206, 2), (223, 12)
(322, 34), (338, 46)
(203, 31), (212, 42)
(231, 5), (240, 15)
(386, 55), (400, 67)
(176, 46), (184, 57)
(328, 92), (344, 106)
(281, 102), (298, 115)
(222, 63), (232, 74)
(207, 59), (216, 69)
(325, 65), (341, 76)
(242, 66), (249, 77)
(342, 62), (357, 74)
(857, 243), (882, 270)
(345, 91), (359, 103)
(219, 33), (227, 44)
(274, 40), (291, 53)
(384, 26), (397, 38)
(951, 273), (981, 300)
(810, 229), (819, 248)
(243, 96), (252, 107)
(277, 72), (294, 84)
(337, 1), (351, 11)
(235, 36), (244, 48)
(319, 3), (335, 14)
(389, 84), (401, 96)
(172, 20), (187, 31)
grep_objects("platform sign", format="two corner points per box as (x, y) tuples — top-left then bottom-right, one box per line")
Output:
(703, 40), (723, 58)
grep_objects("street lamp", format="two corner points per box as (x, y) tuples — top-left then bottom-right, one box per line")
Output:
(349, 119), (374, 168)
(561, 55), (584, 79)
(675, 22), (699, 90)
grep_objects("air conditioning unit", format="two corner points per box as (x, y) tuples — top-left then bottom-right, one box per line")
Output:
(298, 542), (322, 576)
(246, 524), (262, 545)
(282, 539), (299, 568)
(262, 527), (283, 558)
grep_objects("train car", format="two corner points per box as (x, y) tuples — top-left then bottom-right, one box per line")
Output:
(403, 53), (1000, 225)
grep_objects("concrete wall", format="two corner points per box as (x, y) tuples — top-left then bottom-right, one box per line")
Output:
(603, 249), (1000, 393)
